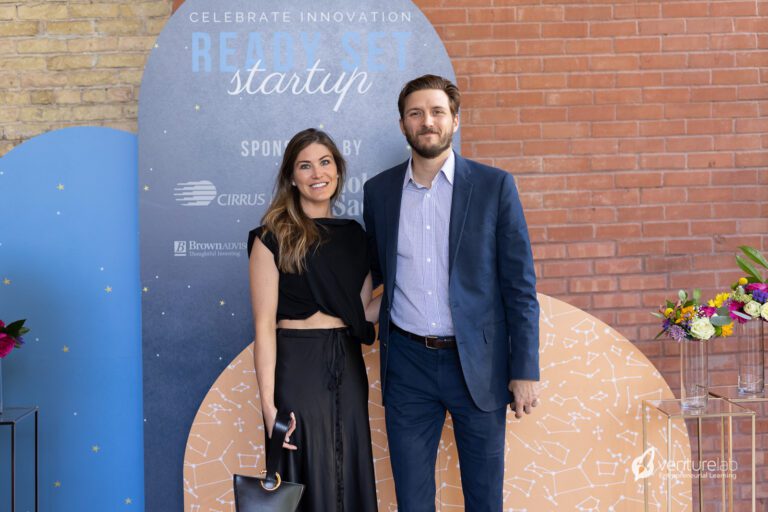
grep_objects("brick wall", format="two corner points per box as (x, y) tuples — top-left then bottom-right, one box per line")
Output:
(1, 0), (767, 506)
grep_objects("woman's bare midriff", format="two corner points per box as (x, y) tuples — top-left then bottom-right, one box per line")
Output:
(277, 310), (346, 329)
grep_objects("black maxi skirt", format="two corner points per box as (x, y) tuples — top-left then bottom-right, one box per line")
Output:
(271, 328), (378, 512)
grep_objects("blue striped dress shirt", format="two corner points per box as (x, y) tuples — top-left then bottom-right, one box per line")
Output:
(390, 151), (455, 336)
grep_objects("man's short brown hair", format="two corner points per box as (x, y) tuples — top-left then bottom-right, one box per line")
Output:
(397, 74), (461, 119)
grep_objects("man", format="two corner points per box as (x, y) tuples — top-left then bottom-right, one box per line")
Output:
(363, 74), (540, 512)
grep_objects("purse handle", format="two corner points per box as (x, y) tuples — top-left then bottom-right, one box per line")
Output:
(263, 410), (292, 490)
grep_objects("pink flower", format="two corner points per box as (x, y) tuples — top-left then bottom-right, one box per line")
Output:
(0, 320), (4, 328)
(745, 283), (768, 293)
(0, 333), (14, 358)
(728, 301), (750, 324)
(700, 306), (717, 317)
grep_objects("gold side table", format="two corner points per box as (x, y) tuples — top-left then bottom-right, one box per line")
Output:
(642, 398), (755, 512)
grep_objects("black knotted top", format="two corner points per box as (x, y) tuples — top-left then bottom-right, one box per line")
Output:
(248, 218), (375, 345)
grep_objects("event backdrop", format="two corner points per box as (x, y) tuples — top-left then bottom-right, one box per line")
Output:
(137, 0), (456, 508)
(0, 128), (143, 511)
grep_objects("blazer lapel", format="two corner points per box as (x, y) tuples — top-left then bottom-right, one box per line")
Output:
(383, 162), (408, 301)
(449, 153), (473, 277)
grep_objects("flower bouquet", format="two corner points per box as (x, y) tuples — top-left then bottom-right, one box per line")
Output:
(729, 246), (768, 393)
(0, 319), (29, 359)
(652, 290), (732, 410)
(0, 318), (29, 414)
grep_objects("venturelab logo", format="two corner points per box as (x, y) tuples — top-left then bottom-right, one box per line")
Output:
(631, 447), (737, 481)
(174, 180), (217, 206)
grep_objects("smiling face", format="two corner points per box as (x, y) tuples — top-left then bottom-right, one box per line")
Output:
(400, 88), (459, 160)
(292, 142), (339, 216)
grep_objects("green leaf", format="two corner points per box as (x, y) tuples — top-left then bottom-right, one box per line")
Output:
(693, 289), (701, 303)
(651, 312), (665, 319)
(678, 290), (687, 302)
(5, 319), (25, 335)
(710, 316), (732, 327)
(736, 255), (763, 282)
(740, 245), (768, 271)
(683, 300), (695, 308)
(732, 311), (752, 321)
(717, 307), (730, 316)
(654, 330), (666, 340)
(666, 300), (675, 309)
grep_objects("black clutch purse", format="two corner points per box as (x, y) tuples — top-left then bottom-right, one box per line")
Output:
(234, 411), (305, 512)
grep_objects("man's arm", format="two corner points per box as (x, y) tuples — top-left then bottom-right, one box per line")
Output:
(497, 172), (540, 382)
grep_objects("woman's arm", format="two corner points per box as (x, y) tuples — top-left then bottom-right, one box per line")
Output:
(249, 238), (296, 449)
(360, 272), (382, 324)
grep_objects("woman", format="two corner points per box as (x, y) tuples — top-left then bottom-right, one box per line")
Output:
(248, 128), (379, 512)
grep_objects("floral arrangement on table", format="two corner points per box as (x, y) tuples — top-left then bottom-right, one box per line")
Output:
(652, 289), (733, 341)
(725, 246), (768, 323)
(0, 319), (29, 358)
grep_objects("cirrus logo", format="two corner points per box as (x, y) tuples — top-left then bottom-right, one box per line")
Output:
(174, 180), (217, 206)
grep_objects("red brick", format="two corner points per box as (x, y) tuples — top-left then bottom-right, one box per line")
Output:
(497, 158), (542, 175)
(595, 89), (642, 104)
(736, 152), (768, 167)
(687, 119), (733, 135)
(617, 104), (664, 120)
(688, 53), (735, 69)
(517, 175), (566, 192)
(541, 123), (589, 139)
(619, 275), (668, 291)
(517, 40), (564, 56)
(569, 277), (618, 293)
(496, 125), (541, 140)
(471, 107), (520, 124)
(615, 3), (661, 19)
(474, 142), (523, 157)
(710, 1), (757, 16)
(495, 57), (542, 73)
(691, 220), (738, 235)
(710, 34), (758, 50)
(497, 91), (544, 107)
(566, 40), (613, 55)
(734, 18), (768, 32)
(568, 73), (616, 88)
(590, 56), (639, 71)
(565, 174), (614, 190)
(531, 244), (566, 260)
(564, 5), (612, 21)
(542, 57), (589, 72)
(713, 69), (760, 85)
(547, 225), (594, 242)
(593, 293), (642, 309)
(640, 120), (686, 136)
(596, 223), (642, 239)
(544, 91), (592, 106)
(590, 21), (638, 37)
(471, 75), (517, 91)
(592, 189), (640, 206)
(462, 92), (498, 108)
(643, 221), (690, 237)
(713, 102), (758, 117)
(523, 140), (569, 156)
(541, 22), (588, 38)
(568, 207), (617, 224)
(492, 24), (541, 39)
(639, 19), (686, 35)
(442, 24), (495, 40)
(537, 278), (567, 295)
(519, 107), (567, 123)
(665, 103), (712, 119)
(543, 192), (592, 208)
(569, 105), (615, 121)
(669, 272), (717, 289)
(618, 240), (665, 256)
(737, 118), (768, 133)
(738, 86), (768, 100)
(615, 172), (663, 188)
(421, 8), (468, 24)
(663, 71), (711, 86)
(466, 8), (516, 23)
(646, 256), (691, 272)
(616, 72), (664, 87)
(641, 188), (684, 204)
(566, 242), (616, 258)
(687, 152), (735, 169)
(541, 261), (592, 277)
(519, 74), (568, 90)
(615, 37), (661, 53)
(667, 238), (712, 254)
(666, 136), (713, 152)
(453, 59), (494, 74)
(714, 134), (763, 150)
(663, 35), (710, 51)
(686, 186), (735, 202)
(639, 54), (687, 69)
(467, 41), (517, 57)
(662, 2), (710, 17)
(617, 206), (664, 222)
(591, 155), (637, 171)
(572, 138), (617, 154)
(685, 18), (736, 34)
(517, 6), (563, 21)
(592, 123), (638, 138)
(690, 87), (738, 102)
(641, 154), (687, 169)
(619, 138), (666, 152)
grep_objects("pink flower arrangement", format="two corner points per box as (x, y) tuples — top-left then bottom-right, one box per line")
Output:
(0, 319), (29, 359)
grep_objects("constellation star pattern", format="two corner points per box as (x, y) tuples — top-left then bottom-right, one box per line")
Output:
(183, 294), (691, 511)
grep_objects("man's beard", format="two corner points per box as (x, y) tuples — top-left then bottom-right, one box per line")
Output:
(405, 129), (453, 159)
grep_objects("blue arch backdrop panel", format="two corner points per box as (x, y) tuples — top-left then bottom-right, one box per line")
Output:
(138, 0), (457, 509)
(0, 127), (143, 511)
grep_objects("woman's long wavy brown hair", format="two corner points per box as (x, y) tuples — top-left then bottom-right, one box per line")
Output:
(261, 129), (346, 273)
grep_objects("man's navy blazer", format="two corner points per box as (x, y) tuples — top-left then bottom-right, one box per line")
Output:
(363, 152), (540, 412)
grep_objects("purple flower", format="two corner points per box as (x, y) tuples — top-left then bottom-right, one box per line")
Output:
(700, 306), (717, 317)
(667, 325), (687, 342)
(753, 289), (768, 304)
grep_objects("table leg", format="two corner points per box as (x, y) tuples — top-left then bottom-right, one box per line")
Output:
(35, 409), (39, 512)
(11, 422), (15, 512)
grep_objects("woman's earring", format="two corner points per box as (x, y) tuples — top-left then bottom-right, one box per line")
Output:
(291, 181), (296, 186)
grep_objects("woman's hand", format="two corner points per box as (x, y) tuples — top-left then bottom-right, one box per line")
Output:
(264, 408), (298, 450)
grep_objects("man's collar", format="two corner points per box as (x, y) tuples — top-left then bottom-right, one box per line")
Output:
(402, 150), (455, 189)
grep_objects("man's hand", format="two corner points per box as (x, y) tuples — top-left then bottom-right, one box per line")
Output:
(508, 380), (540, 419)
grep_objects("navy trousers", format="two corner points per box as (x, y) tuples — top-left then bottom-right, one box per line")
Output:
(384, 329), (507, 512)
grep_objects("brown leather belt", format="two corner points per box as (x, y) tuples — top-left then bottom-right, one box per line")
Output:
(391, 323), (457, 349)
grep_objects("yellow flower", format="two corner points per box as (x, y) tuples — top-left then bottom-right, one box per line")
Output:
(738, 277), (749, 286)
(709, 292), (731, 308)
(664, 308), (673, 317)
(721, 323), (734, 337)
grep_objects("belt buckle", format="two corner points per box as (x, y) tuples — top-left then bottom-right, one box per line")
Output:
(424, 335), (439, 350)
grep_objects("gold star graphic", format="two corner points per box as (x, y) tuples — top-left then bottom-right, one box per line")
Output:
(142, 287), (149, 293)
(62, 345), (69, 353)
(91, 445), (100, 453)
(105, 286), (113, 293)
(56, 183), (64, 191)
(54, 481), (61, 488)
(219, 300), (225, 306)
(125, 498), (133, 504)
(143, 185), (150, 191)
(2, 278), (10, 285)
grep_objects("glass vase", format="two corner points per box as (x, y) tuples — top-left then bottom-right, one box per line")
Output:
(680, 338), (708, 411)
(738, 320), (765, 395)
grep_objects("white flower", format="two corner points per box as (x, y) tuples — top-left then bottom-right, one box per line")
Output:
(690, 317), (715, 340)
(744, 301), (762, 318)
(761, 303), (768, 322)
